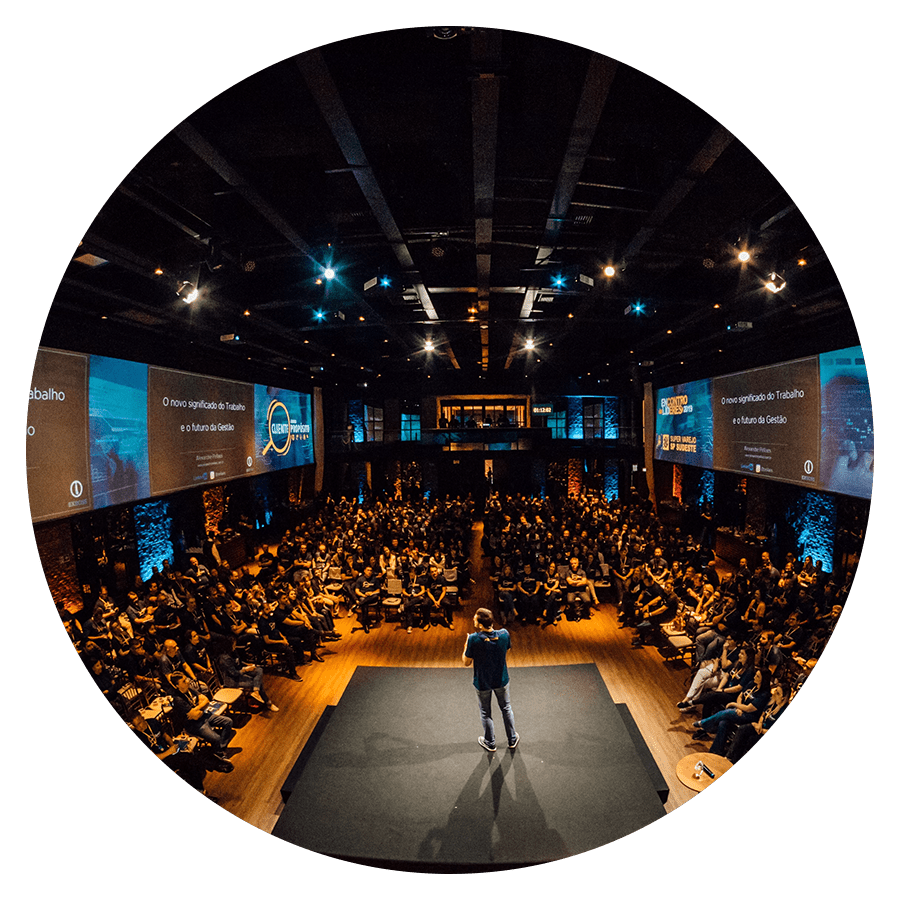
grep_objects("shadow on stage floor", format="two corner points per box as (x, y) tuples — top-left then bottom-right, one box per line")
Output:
(272, 664), (667, 872)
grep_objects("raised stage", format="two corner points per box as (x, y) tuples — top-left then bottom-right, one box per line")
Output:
(272, 664), (668, 871)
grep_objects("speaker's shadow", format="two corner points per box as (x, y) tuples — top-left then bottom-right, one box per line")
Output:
(417, 749), (569, 866)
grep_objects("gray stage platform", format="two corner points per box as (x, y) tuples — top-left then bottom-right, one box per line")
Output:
(272, 664), (667, 870)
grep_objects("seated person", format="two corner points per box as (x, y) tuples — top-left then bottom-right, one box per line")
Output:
(754, 630), (784, 676)
(168, 672), (239, 758)
(692, 668), (771, 755)
(565, 556), (592, 620)
(118, 636), (161, 693)
(182, 556), (211, 593)
(352, 565), (383, 634)
(689, 646), (755, 719)
(541, 561), (563, 627)
(694, 594), (741, 661)
(127, 710), (232, 792)
(148, 593), (182, 642)
(158, 638), (208, 693)
(271, 594), (324, 663)
(494, 564), (518, 627)
(726, 678), (789, 763)
(632, 579), (679, 646)
(256, 599), (304, 676)
(255, 547), (278, 584)
(216, 636), (278, 711)
(124, 590), (157, 634)
(88, 656), (128, 706)
(180, 629), (214, 684)
(401, 569), (427, 633)
(516, 562), (541, 625)
(424, 564), (454, 630)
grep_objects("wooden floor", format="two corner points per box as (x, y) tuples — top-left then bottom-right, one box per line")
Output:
(206, 523), (705, 832)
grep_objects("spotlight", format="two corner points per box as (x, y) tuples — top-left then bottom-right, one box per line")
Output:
(738, 250), (751, 262)
(323, 267), (336, 280)
(314, 309), (326, 321)
(524, 338), (535, 350)
(176, 281), (198, 304)
(764, 272), (787, 293)
(424, 339), (435, 352)
(603, 265), (615, 278)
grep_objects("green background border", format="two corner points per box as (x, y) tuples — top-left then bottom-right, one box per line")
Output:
(2, 0), (897, 896)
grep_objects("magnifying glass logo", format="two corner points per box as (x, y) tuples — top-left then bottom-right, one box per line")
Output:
(262, 399), (292, 456)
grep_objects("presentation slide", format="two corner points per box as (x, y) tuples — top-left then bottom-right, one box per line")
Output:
(147, 366), (256, 496)
(254, 384), (315, 471)
(27, 348), (93, 521)
(89, 354), (150, 510)
(712, 356), (821, 486)
(653, 378), (713, 467)
(819, 345), (873, 499)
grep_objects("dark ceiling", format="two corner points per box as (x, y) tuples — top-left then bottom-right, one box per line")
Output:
(43, 26), (857, 400)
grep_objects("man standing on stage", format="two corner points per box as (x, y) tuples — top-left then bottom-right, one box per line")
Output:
(462, 607), (519, 752)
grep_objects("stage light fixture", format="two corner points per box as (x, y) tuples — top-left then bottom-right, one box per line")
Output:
(603, 265), (615, 277)
(176, 280), (198, 303)
(738, 250), (751, 262)
(323, 267), (336, 280)
(424, 339), (435, 352)
(524, 338), (535, 350)
(314, 309), (326, 321)
(764, 272), (787, 293)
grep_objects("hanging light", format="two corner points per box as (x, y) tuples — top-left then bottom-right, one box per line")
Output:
(764, 272), (787, 293)
(176, 281), (198, 303)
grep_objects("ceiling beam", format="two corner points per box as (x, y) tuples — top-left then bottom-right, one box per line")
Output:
(470, 30), (504, 371)
(618, 124), (734, 266)
(508, 53), (618, 369)
(172, 118), (388, 335)
(293, 48), (455, 368)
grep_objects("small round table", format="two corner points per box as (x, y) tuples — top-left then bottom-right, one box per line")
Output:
(676, 752), (733, 792)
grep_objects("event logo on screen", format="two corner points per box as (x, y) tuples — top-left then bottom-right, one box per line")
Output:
(262, 398), (309, 456)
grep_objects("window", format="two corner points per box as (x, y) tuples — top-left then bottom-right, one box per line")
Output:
(364, 405), (383, 442)
(400, 413), (421, 442)
(548, 411), (567, 439)
(584, 401), (604, 439)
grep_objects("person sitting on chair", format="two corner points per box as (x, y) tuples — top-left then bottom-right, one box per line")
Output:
(402, 568), (427, 633)
(216, 636), (279, 712)
(168, 672), (239, 758)
(352, 565), (382, 634)
(565, 556), (591, 620)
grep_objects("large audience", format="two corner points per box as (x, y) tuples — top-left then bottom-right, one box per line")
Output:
(55, 486), (851, 798)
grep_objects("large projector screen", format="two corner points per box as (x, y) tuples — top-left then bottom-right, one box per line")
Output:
(653, 345), (873, 499)
(26, 348), (316, 522)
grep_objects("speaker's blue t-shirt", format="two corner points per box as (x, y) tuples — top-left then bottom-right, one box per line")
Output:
(465, 628), (511, 690)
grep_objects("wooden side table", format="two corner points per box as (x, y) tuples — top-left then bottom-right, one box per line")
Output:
(676, 752), (733, 791)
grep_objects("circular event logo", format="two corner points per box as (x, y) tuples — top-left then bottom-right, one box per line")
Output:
(262, 399), (293, 456)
